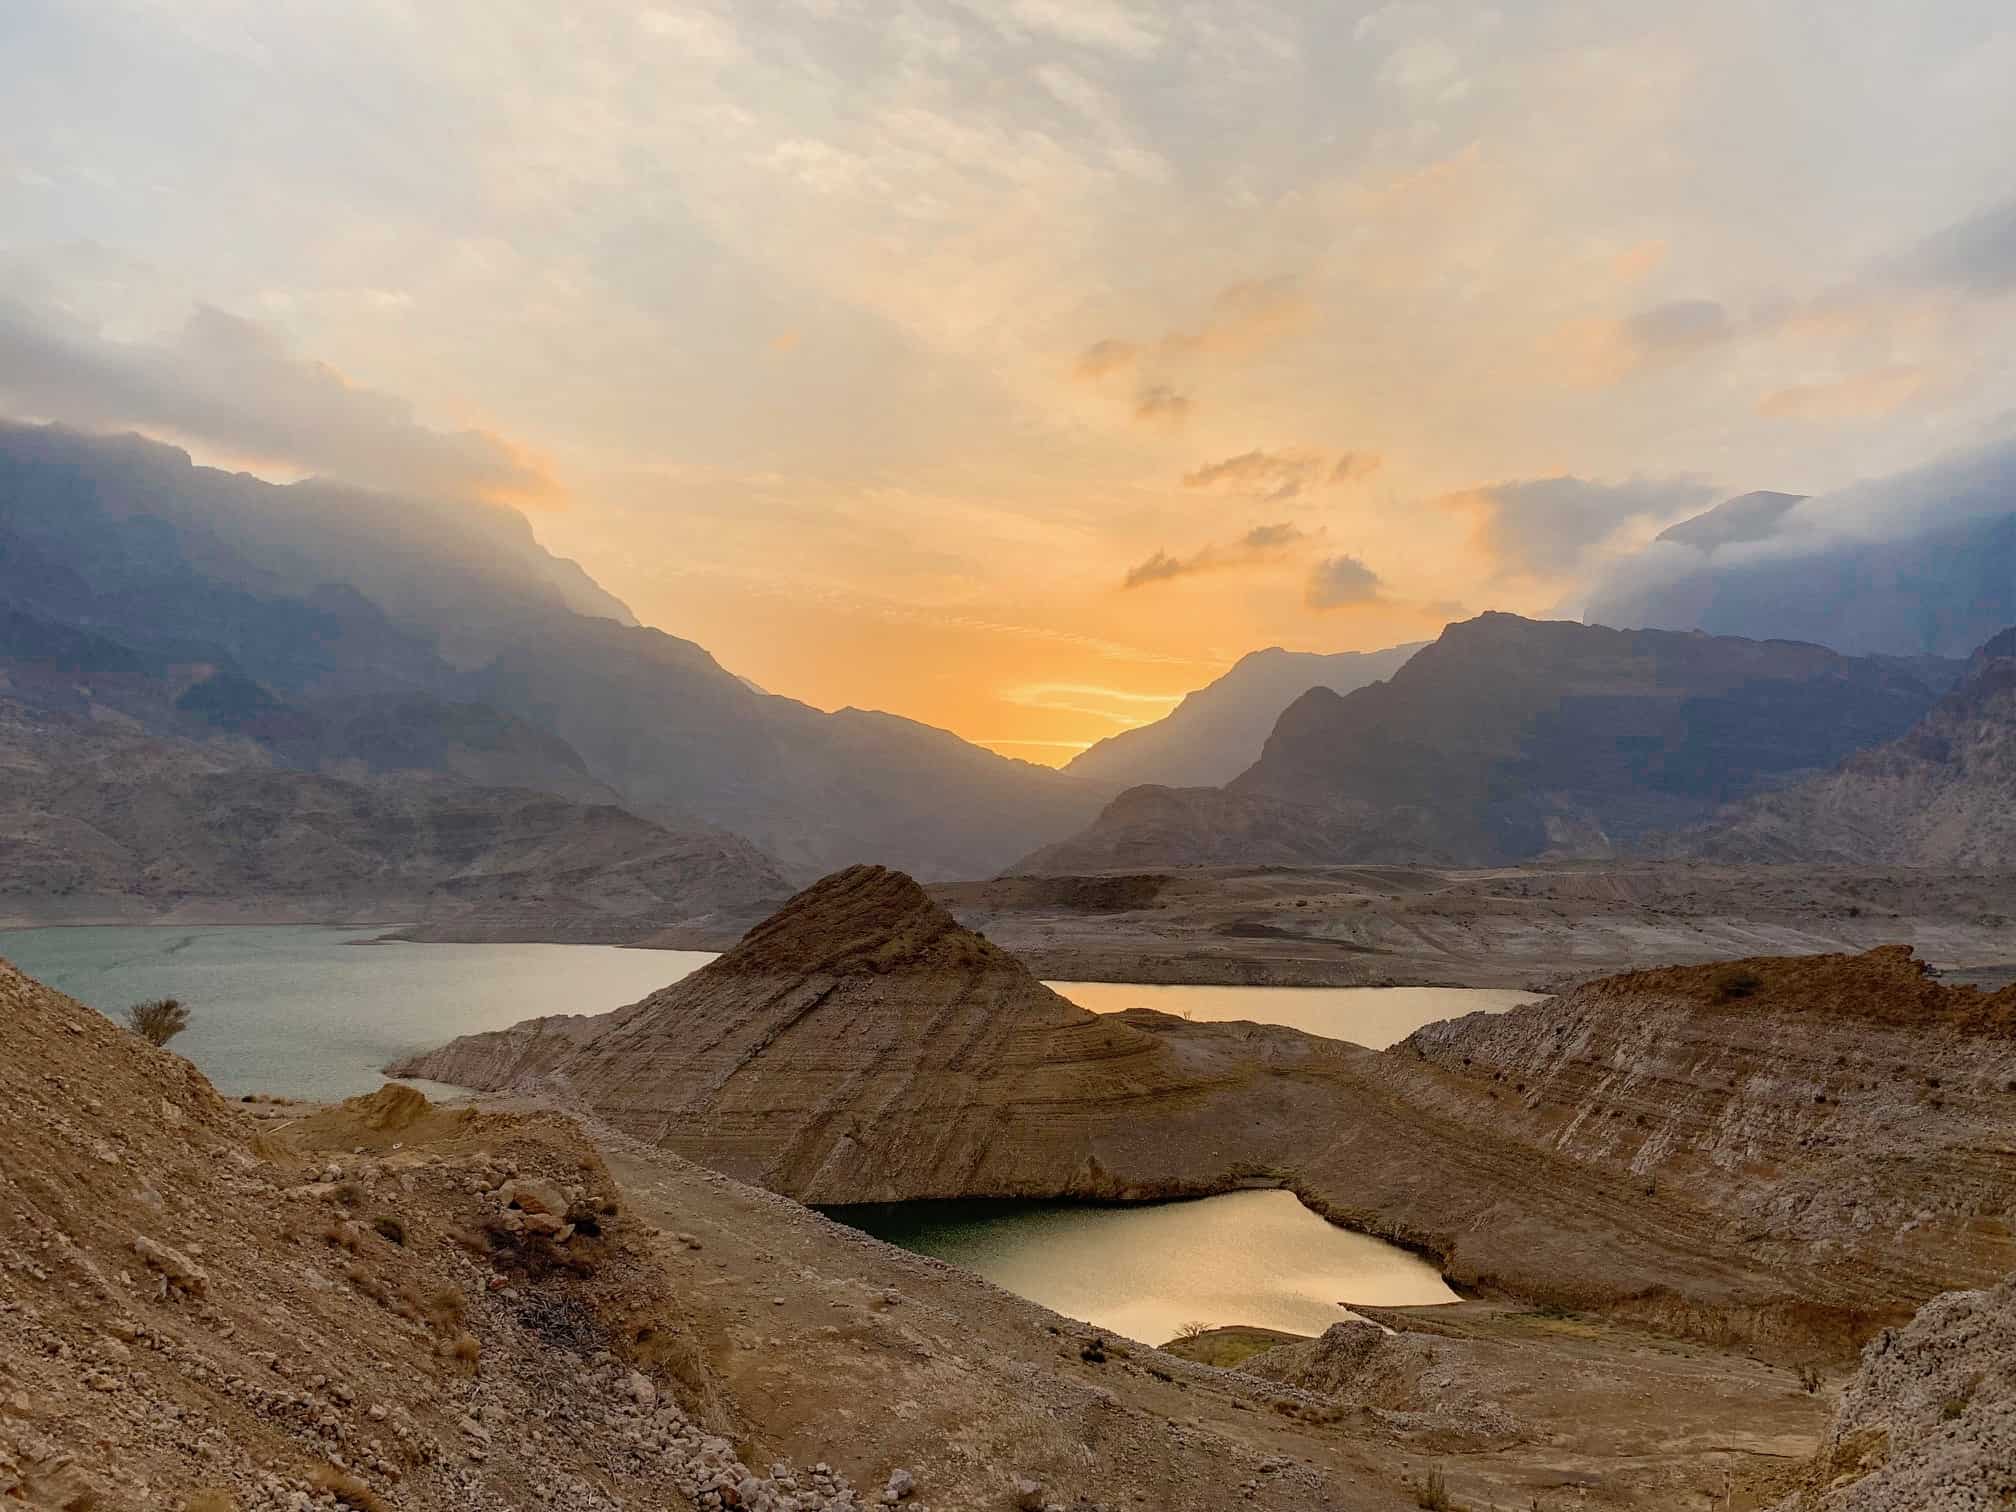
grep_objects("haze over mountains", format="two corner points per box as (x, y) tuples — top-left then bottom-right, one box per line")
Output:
(1063, 642), (1423, 790)
(1023, 613), (1965, 872)
(0, 422), (1109, 901)
(1589, 439), (2016, 659)
(1670, 627), (2016, 866)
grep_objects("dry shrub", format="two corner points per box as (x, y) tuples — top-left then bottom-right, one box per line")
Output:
(332, 1182), (365, 1209)
(1416, 1468), (1456, 1511)
(309, 1465), (388, 1512)
(372, 1214), (407, 1246)
(125, 996), (190, 1046)
(443, 1331), (481, 1369)
(1711, 965), (1763, 1003)
(425, 1285), (466, 1332)
(321, 1221), (362, 1255)
(344, 1262), (389, 1307)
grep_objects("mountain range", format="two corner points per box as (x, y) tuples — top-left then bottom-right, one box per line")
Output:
(1667, 627), (2016, 865)
(0, 421), (1110, 902)
(1062, 642), (1423, 790)
(1021, 612), (1965, 872)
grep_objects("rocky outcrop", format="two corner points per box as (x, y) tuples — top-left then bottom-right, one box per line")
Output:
(0, 953), (875, 1511)
(398, 869), (2016, 1357)
(1767, 1271), (2016, 1510)
(1322, 948), (2016, 1348)
(1021, 613), (1954, 872)
(1671, 626), (2016, 865)
(396, 864), (1356, 1201)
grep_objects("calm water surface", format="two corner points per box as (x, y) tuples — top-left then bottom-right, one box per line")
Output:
(0, 926), (1534, 1099)
(830, 1188), (1455, 1344)
(0, 925), (707, 1100)
(1046, 980), (1537, 1050)
(5, 927), (1490, 1337)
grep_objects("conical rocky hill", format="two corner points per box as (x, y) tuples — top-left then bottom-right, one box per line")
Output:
(393, 864), (1347, 1201)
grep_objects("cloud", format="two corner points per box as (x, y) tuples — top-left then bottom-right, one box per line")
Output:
(1304, 554), (1384, 609)
(1121, 521), (1311, 588)
(1554, 298), (1733, 386)
(1446, 474), (1718, 575)
(1884, 194), (2016, 296)
(1002, 680), (1186, 725)
(1074, 338), (1140, 379)
(1758, 365), (1929, 422)
(1075, 275), (1312, 421)
(0, 297), (559, 506)
(1181, 447), (1381, 502)
(1133, 385), (1192, 428)
(1583, 432), (2016, 657)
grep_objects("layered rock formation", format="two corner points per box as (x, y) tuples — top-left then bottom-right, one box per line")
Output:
(1672, 626), (2016, 864)
(1064, 642), (1422, 791)
(398, 868), (2016, 1358)
(1021, 613), (1954, 872)
(395, 864), (1353, 1200)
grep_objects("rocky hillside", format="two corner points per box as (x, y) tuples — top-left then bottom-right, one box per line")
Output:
(0, 699), (791, 934)
(1021, 613), (1955, 872)
(397, 869), (2016, 1359)
(0, 954), (874, 1511)
(1766, 1271), (2015, 1510)
(1064, 642), (1422, 790)
(0, 420), (1109, 881)
(394, 865), (1352, 1201)
(5, 947), (1886, 1512)
(1670, 626), (2016, 865)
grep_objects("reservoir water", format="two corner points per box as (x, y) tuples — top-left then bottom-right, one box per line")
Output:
(0, 925), (706, 1101)
(1047, 979), (1537, 1050)
(2, 924), (1489, 1341)
(0, 925), (1534, 1098)
(828, 1189), (1456, 1344)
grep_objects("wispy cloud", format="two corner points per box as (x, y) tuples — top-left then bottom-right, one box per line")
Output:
(1075, 275), (1312, 423)
(1182, 447), (1381, 502)
(1121, 521), (1312, 588)
(1304, 554), (1384, 609)
(1758, 365), (1930, 422)
(0, 296), (558, 507)
(1444, 475), (1717, 576)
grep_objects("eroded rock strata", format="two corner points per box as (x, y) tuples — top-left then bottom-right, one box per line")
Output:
(397, 866), (2016, 1358)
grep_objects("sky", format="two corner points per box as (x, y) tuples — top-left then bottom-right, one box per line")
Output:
(4, 1), (2016, 762)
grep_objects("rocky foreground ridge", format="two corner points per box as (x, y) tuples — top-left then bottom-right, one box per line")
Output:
(398, 866), (2016, 1360)
(11, 914), (2014, 1508)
